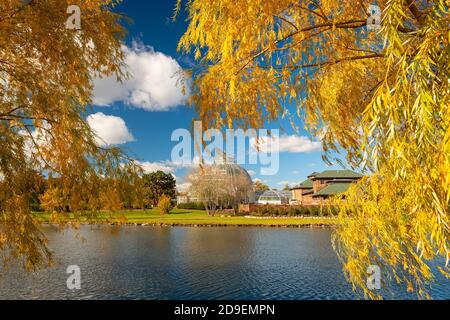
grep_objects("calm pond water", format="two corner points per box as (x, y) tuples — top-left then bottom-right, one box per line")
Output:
(0, 226), (448, 300)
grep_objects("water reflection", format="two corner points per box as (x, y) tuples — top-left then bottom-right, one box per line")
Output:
(0, 226), (448, 300)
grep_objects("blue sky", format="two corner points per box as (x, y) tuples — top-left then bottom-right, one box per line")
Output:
(87, 1), (345, 190)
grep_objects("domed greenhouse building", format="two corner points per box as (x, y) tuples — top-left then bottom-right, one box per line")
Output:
(179, 160), (255, 207)
(213, 162), (255, 204)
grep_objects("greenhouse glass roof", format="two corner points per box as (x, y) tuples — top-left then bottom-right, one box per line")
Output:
(258, 190), (290, 201)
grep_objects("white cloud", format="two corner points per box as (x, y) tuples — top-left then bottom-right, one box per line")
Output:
(277, 180), (294, 186)
(167, 156), (201, 169)
(136, 158), (200, 175)
(176, 182), (191, 193)
(87, 112), (134, 146)
(252, 134), (321, 153)
(137, 161), (175, 173)
(292, 170), (300, 174)
(92, 42), (189, 111)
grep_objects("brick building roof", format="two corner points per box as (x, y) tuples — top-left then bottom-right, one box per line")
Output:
(312, 182), (353, 196)
(291, 179), (313, 190)
(312, 170), (363, 179)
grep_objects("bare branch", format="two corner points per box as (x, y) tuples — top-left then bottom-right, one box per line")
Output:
(405, 0), (425, 25)
(260, 53), (384, 70)
(235, 19), (367, 75)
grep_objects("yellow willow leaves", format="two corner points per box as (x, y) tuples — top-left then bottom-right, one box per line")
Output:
(178, 0), (450, 298)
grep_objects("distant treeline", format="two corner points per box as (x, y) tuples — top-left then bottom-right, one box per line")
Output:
(0, 170), (178, 213)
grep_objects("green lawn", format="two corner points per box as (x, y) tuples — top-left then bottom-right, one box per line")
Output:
(33, 208), (337, 227)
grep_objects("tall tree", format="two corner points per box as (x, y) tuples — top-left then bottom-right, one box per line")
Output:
(223, 170), (254, 213)
(187, 164), (253, 215)
(177, 0), (449, 298)
(0, 0), (141, 269)
(142, 171), (177, 207)
(187, 166), (228, 216)
(254, 180), (269, 191)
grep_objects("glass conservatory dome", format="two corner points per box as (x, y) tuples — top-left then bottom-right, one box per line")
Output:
(214, 163), (253, 184)
(210, 158), (255, 203)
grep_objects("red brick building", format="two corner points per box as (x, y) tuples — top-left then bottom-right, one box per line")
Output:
(291, 170), (363, 204)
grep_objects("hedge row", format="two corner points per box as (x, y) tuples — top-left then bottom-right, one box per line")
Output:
(176, 202), (339, 216)
(250, 205), (339, 217)
(176, 202), (205, 210)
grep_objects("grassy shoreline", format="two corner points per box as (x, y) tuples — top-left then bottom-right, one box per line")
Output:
(33, 208), (338, 228)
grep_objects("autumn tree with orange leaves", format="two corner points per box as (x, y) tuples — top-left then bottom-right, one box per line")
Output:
(0, 0), (143, 269)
